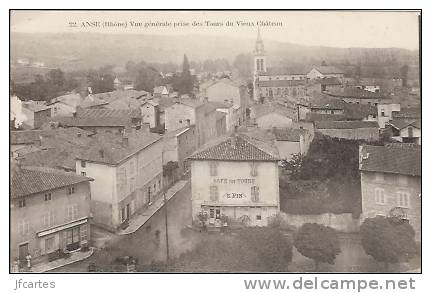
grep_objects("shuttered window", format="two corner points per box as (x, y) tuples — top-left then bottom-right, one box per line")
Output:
(251, 186), (260, 202)
(210, 186), (219, 202)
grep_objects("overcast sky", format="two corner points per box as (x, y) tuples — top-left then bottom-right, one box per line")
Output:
(11, 10), (420, 50)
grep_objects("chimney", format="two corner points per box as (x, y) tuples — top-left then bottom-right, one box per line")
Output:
(122, 136), (129, 147)
(99, 149), (104, 158)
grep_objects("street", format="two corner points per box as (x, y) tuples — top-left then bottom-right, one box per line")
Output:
(51, 180), (196, 272)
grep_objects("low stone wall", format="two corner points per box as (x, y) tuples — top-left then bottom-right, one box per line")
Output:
(280, 212), (361, 233)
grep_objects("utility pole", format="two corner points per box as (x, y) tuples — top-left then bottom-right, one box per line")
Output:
(163, 192), (170, 264)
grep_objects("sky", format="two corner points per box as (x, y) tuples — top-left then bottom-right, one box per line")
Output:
(10, 10), (420, 50)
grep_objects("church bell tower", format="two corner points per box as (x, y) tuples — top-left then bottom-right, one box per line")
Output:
(253, 26), (266, 101)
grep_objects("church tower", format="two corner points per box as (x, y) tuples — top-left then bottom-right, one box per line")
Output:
(253, 27), (266, 101)
(254, 26), (267, 73)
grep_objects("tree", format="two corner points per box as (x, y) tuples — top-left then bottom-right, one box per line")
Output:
(281, 153), (303, 178)
(360, 216), (416, 271)
(134, 66), (161, 92)
(294, 223), (341, 271)
(175, 54), (194, 95)
(239, 228), (293, 271)
(87, 66), (115, 94)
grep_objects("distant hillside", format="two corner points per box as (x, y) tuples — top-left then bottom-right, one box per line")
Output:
(10, 32), (419, 72)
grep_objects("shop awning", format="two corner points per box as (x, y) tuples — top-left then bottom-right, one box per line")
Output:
(37, 217), (88, 238)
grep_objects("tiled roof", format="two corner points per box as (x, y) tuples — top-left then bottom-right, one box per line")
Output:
(312, 66), (344, 74)
(92, 90), (149, 102)
(257, 80), (306, 87)
(202, 78), (244, 90)
(49, 93), (82, 107)
(305, 112), (346, 122)
(359, 144), (421, 177)
(259, 67), (308, 76)
(80, 95), (109, 108)
(392, 107), (421, 119)
(153, 97), (176, 110)
(189, 134), (278, 161)
(307, 96), (346, 110)
(342, 103), (377, 120)
(315, 120), (379, 129)
(18, 128), (95, 170)
(252, 103), (295, 119)
(53, 116), (131, 127)
(76, 131), (162, 165)
(76, 108), (141, 119)
(273, 128), (306, 142)
(11, 130), (47, 145)
(165, 125), (195, 138)
(389, 119), (421, 130)
(327, 87), (386, 99)
(23, 103), (50, 113)
(11, 165), (92, 198)
(314, 77), (342, 85)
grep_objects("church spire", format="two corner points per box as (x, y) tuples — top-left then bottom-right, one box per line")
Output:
(254, 26), (265, 55)
(257, 26), (262, 42)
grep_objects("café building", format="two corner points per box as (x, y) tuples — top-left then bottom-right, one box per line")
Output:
(189, 134), (280, 227)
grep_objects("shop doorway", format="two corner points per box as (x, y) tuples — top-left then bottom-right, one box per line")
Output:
(18, 243), (28, 262)
(66, 227), (80, 251)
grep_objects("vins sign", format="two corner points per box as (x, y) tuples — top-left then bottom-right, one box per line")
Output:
(225, 193), (246, 199)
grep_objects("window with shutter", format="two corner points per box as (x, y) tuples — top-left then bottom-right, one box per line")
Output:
(374, 188), (385, 204)
(210, 186), (218, 202)
(397, 192), (410, 208)
(251, 186), (259, 202)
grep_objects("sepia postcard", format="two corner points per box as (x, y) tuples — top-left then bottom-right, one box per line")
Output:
(9, 10), (421, 277)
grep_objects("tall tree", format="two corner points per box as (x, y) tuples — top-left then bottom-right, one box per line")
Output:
(174, 54), (194, 95)
(360, 216), (416, 271)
